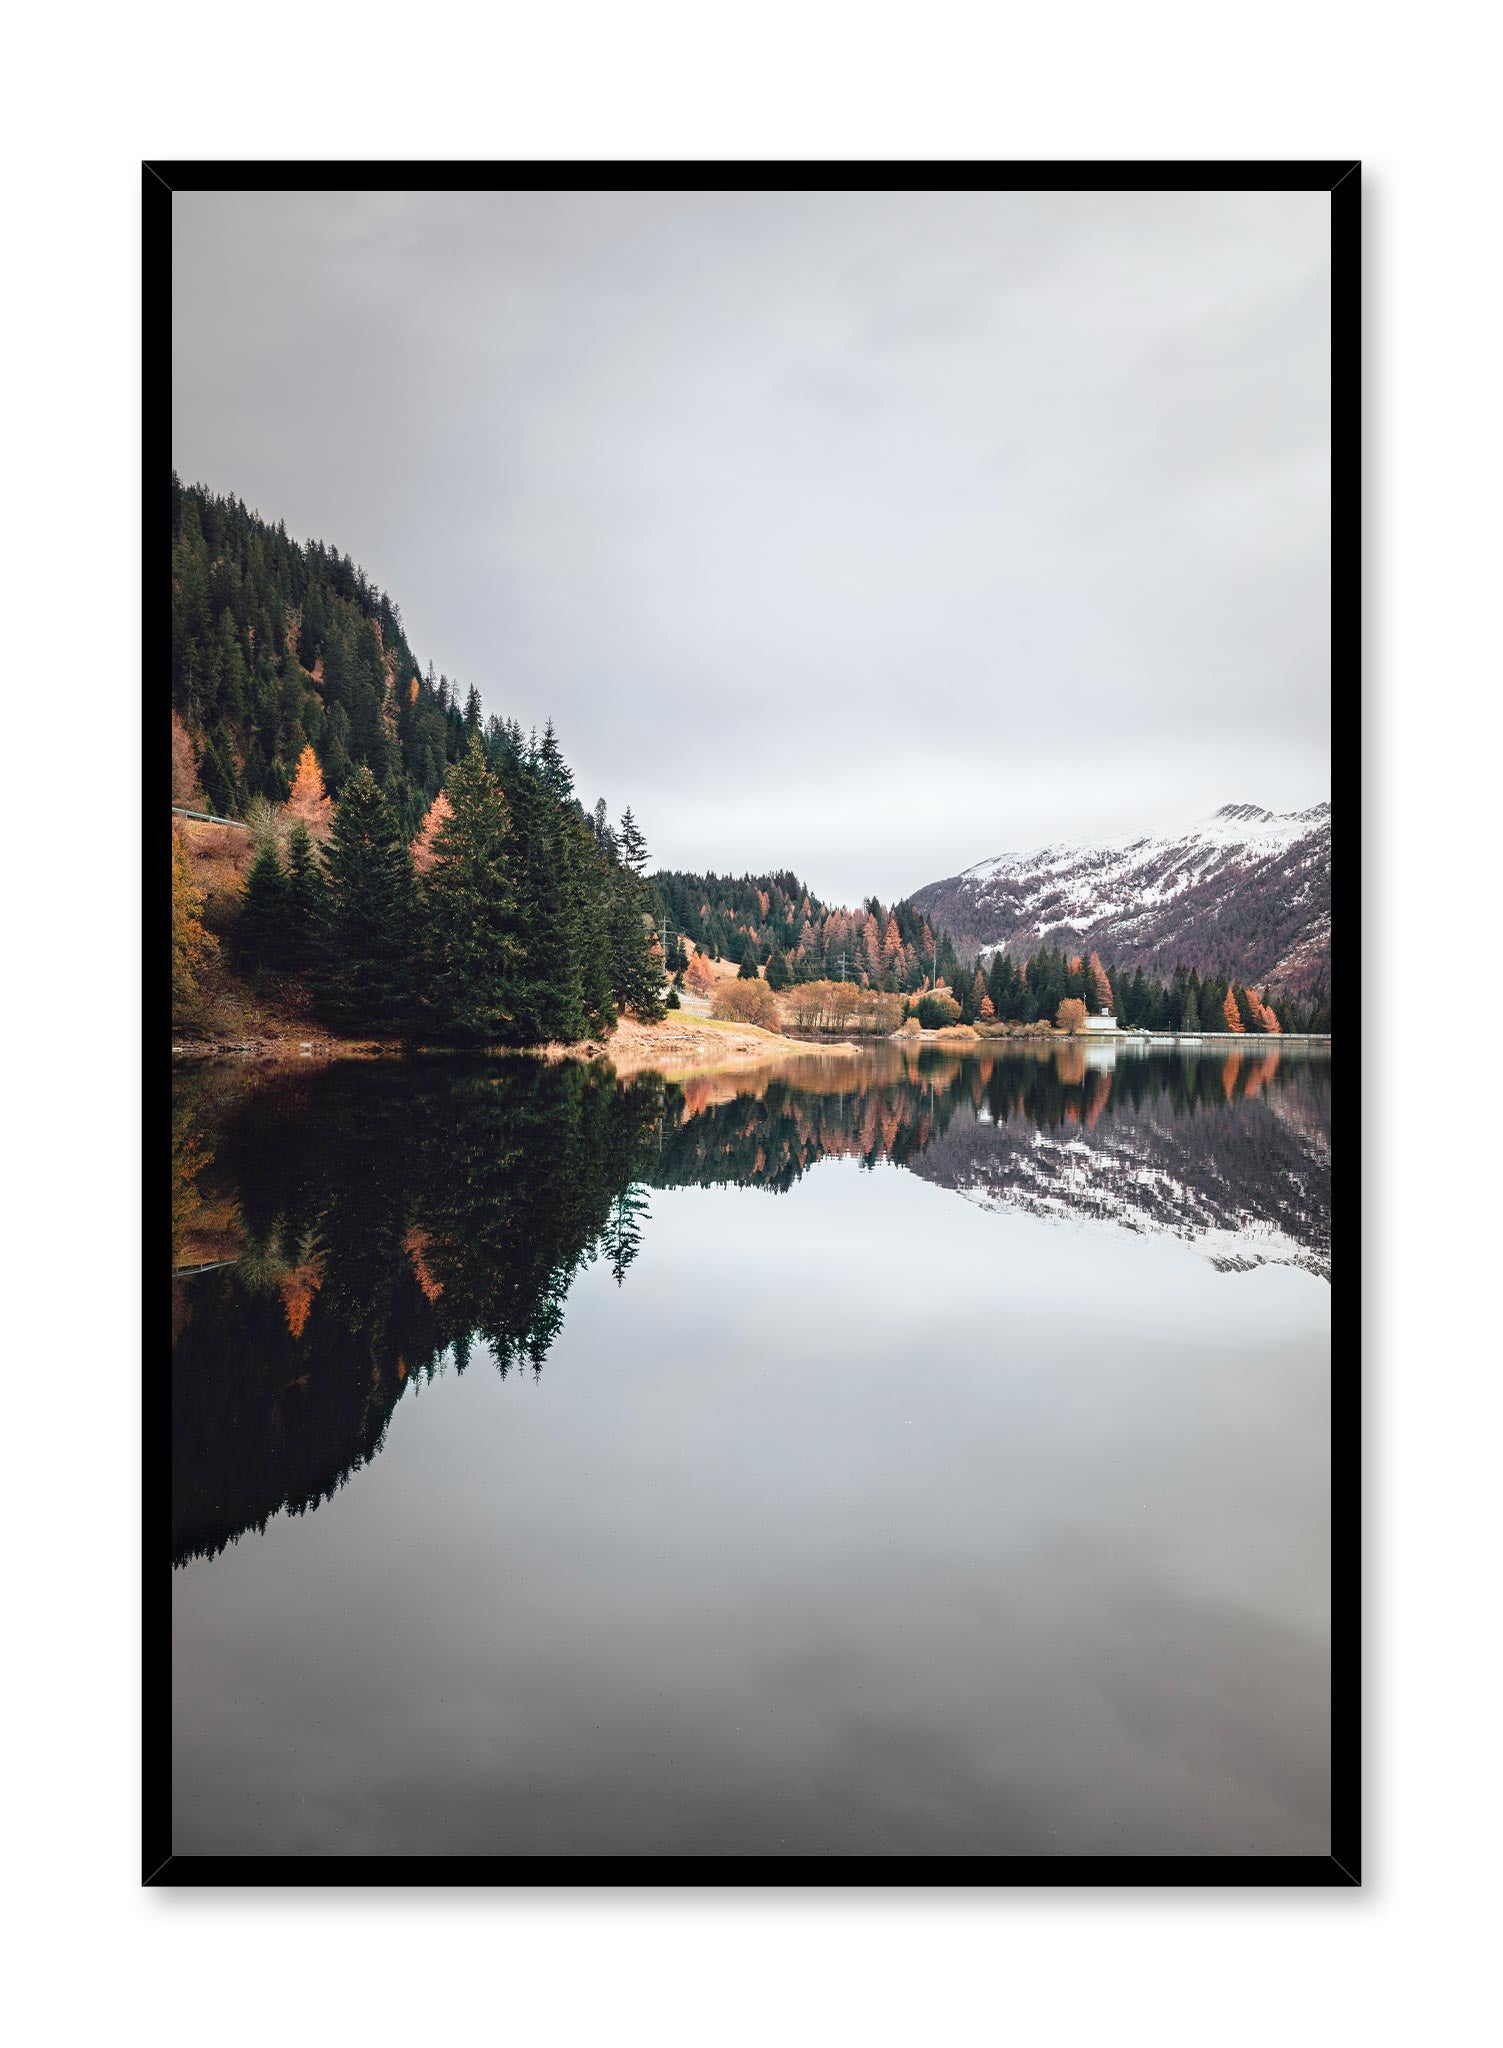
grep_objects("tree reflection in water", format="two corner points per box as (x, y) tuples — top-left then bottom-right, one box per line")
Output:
(171, 1043), (1329, 1563)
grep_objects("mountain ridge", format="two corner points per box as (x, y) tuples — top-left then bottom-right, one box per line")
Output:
(909, 801), (1331, 995)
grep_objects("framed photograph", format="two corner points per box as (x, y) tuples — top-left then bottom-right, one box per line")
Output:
(154, 162), (1355, 1884)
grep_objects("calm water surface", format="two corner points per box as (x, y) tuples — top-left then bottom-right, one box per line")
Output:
(171, 1041), (1331, 1857)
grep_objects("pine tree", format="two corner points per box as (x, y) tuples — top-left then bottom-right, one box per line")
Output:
(569, 811), (619, 1037)
(422, 737), (523, 1043)
(608, 867), (664, 1020)
(317, 765), (418, 1032)
(504, 761), (588, 1042)
(536, 718), (574, 803)
(765, 947), (792, 991)
(283, 822), (328, 973)
(234, 842), (290, 975)
(616, 806), (648, 876)
(738, 935), (761, 979)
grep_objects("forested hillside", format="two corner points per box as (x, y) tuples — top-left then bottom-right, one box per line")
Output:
(655, 871), (965, 992)
(172, 474), (491, 828)
(170, 479), (662, 1045)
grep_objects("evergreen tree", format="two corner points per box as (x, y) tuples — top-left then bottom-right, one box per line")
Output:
(738, 935), (761, 980)
(317, 765), (418, 1032)
(422, 737), (522, 1043)
(765, 947), (792, 991)
(608, 870), (664, 1020)
(536, 718), (574, 803)
(568, 810), (619, 1038)
(503, 762), (588, 1043)
(616, 806), (649, 876)
(283, 822), (328, 973)
(235, 842), (290, 974)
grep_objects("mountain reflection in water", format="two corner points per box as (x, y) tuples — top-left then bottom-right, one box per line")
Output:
(171, 1042), (1329, 1566)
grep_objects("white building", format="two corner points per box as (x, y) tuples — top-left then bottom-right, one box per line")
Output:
(1084, 1004), (1118, 1033)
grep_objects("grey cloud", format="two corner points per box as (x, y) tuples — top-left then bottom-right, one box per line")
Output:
(173, 188), (1330, 903)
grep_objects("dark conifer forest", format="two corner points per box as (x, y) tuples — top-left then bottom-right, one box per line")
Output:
(170, 478), (662, 1042)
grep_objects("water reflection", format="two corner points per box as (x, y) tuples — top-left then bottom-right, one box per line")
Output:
(171, 1043), (1329, 1565)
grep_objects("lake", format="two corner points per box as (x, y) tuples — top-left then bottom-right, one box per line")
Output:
(170, 1039), (1331, 1858)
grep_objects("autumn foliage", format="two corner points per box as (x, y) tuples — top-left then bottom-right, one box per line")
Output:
(710, 978), (782, 1029)
(684, 951), (718, 998)
(171, 825), (217, 1019)
(1055, 996), (1088, 1034)
(410, 789), (454, 873)
(1086, 951), (1113, 1011)
(285, 744), (334, 840)
(787, 981), (905, 1033)
(171, 712), (200, 805)
(1223, 984), (1245, 1032)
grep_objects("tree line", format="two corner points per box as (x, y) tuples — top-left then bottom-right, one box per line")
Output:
(654, 869), (964, 993)
(653, 872), (1328, 1028)
(950, 944), (1329, 1034)
(184, 737), (663, 1043)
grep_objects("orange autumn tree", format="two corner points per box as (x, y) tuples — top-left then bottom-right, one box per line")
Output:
(410, 788), (454, 873)
(1086, 951), (1113, 1011)
(171, 711), (200, 805)
(171, 824), (216, 1019)
(684, 951), (717, 998)
(280, 1251), (325, 1338)
(979, 994), (995, 1020)
(284, 744), (333, 841)
(1223, 983), (1245, 1032)
(1055, 996), (1088, 1034)
(1256, 988), (1282, 1033)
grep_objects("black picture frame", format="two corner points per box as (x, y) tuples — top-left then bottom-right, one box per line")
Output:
(148, 159), (1358, 1887)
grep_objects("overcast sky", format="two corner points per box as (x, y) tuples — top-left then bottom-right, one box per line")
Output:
(173, 189), (1330, 904)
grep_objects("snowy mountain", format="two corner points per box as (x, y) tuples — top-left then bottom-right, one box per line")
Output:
(910, 803), (1331, 994)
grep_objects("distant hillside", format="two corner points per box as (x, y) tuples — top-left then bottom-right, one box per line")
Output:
(909, 804), (1331, 996)
(653, 870), (967, 991)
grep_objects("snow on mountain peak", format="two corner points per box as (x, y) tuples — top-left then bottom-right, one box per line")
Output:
(912, 799), (1331, 994)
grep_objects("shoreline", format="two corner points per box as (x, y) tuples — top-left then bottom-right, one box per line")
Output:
(170, 1019), (1329, 1075)
(170, 1014), (869, 1081)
